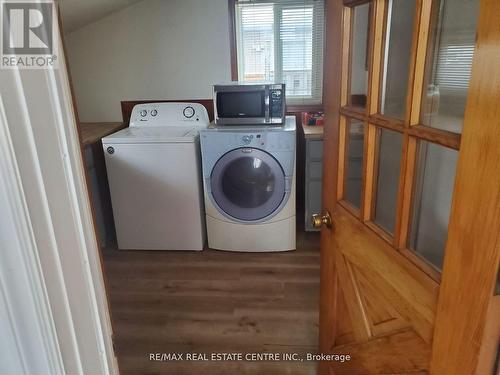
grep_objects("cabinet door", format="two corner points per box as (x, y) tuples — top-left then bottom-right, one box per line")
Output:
(305, 139), (323, 231)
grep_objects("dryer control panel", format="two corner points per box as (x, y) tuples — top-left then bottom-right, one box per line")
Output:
(232, 132), (294, 151)
(239, 133), (266, 147)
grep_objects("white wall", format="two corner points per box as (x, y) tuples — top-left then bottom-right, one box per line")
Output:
(65, 0), (231, 122)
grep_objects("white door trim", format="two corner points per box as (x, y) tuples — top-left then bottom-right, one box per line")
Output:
(0, 10), (118, 375)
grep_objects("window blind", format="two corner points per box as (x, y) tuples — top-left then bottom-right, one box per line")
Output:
(235, 0), (325, 105)
(434, 30), (476, 94)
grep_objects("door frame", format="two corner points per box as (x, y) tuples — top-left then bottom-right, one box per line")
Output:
(0, 6), (118, 375)
(320, 0), (500, 373)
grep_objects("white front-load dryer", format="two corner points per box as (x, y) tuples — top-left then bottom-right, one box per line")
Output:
(200, 116), (296, 252)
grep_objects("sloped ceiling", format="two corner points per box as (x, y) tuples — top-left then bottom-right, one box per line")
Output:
(59, 0), (144, 33)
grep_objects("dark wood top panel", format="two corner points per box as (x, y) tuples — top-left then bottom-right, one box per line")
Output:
(79, 122), (126, 146)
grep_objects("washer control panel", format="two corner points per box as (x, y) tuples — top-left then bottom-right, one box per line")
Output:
(183, 106), (195, 118)
(130, 102), (209, 127)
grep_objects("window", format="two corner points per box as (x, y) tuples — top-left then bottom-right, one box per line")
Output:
(234, 0), (325, 105)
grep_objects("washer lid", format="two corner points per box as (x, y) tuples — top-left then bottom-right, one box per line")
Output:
(102, 126), (199, 144)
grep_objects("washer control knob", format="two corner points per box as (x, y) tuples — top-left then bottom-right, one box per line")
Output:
(242, 135), (252, 145)
(140, 110), (147, 117)
(151, 109), (158, 116)
(183, 106), (195, 118)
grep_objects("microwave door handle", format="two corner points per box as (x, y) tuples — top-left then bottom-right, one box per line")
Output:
(265, 86), (270, 123)
(213, 89), (218, 123)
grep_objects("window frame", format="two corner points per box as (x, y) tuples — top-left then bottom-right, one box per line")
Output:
(228, 0), (325, 108)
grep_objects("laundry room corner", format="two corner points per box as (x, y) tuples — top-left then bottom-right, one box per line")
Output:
(5, 0), (497, 373)
(55, 1), (325, 374)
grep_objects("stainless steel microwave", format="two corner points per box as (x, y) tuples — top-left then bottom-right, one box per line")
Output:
(213, 83), (286, 125)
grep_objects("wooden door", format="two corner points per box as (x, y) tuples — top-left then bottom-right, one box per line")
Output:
(318, 0), (500, 374)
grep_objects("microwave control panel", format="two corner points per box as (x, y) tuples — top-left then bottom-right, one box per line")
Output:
(269, 89), (284, 118)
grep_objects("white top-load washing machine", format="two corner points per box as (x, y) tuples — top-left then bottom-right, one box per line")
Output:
(200, 116), (296, 252)
(102, 102), (208, 250)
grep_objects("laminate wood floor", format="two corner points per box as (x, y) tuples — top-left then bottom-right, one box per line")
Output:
(102, 230), (321, 375)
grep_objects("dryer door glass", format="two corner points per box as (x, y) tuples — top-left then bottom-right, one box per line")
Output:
(211, 148), (286, 221)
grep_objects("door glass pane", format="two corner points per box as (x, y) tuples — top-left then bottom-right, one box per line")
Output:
(344, 119), (365, 209)
(380, 0), (417, 119)
(420, 0), (480, 133)
(373, 129), (403, 234)
(349, 3), (371, 109)
(409, 141), (458, 269)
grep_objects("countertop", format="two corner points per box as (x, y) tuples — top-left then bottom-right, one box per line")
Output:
(80, 122), (126, 146)
(302, 123), (324, 139)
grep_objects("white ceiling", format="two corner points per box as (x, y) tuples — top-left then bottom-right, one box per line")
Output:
(59, 0), (144, 33)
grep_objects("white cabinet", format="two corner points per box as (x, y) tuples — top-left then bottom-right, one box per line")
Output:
(303, 128), (324, 231)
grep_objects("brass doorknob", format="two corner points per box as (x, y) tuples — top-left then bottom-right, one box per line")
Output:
(311, 211), (333, 229)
